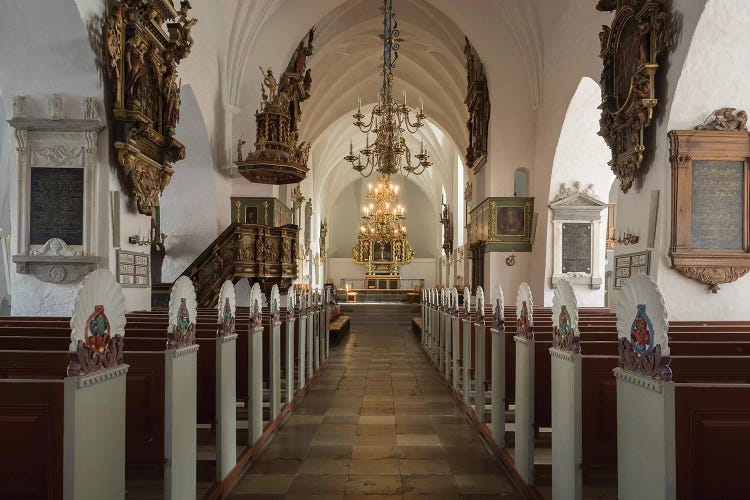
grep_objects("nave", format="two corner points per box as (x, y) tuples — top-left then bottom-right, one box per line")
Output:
(229, 315), (521, 499)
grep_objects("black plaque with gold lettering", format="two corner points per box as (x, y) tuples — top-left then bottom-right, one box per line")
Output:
(690, 160), (744, 250)
(562, 223), (591, 273)
(30, 167), (84, 245)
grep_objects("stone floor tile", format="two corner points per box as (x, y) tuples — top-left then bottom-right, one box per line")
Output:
(349, 458), (401, 475)
(358, 415), (396, 425)
(351, 445), (398, 460)
(298, 458), (351, 475)
(233, 474), (295, 495)
(401, 475), (460, 496)
(396, 434), (442, 447)
(345, 475), (403, 495)
(305, 444), (354, 459)
(287, 474), (348, 495)
(248, 458), (303, 475)
(454, 474), (517, 495)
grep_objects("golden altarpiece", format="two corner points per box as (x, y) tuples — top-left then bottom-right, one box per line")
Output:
(352, 177), (413, 288)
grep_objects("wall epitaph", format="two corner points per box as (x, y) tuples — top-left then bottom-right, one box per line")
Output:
(104, 0), (197, 215)
(464, 37), (490, 173)
(597, 0), (671, 192)
(668, 109), (750, 292)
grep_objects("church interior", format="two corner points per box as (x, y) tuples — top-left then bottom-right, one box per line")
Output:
(1, 0), (749, 498)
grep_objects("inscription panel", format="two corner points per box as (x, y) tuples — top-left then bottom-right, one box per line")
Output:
(29, 167), (84, 246)
(691, 160), (744, 250)
(116, 250), (150, 287)
(614, 251), (650, 289)
(562, 222), (591, 273)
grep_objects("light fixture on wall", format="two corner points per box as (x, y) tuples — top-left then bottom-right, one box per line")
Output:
(505, 250), (516, 267)
(343, 0), (431, 178)
(615, 229), (640, 245)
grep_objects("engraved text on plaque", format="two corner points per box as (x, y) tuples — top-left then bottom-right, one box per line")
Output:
(562, 222), (592, 273)
(691, 160), (744, 250)
(30, 167), (84, 246)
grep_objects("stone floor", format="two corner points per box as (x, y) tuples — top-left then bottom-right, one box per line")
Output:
(228, 320), (522, 499)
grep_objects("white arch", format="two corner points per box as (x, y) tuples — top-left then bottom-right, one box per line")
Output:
(544, 76), (614, 307)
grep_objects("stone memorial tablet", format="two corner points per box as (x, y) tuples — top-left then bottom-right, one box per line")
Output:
(562, 222), (591, 273)
(29, 167), (84, 245)
(691, 160), (744, 250)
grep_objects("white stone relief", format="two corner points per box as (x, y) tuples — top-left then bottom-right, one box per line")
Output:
(48, 93), (64, 120)
(31, 144), (83, 167)
(12, 95), (27, 118)
(30, 238), (82, 257)
(82, 97), (99, 120)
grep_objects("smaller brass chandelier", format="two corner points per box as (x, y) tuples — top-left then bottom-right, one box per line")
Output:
(344, 0), (432, 178)
(359, 176), (408, 242)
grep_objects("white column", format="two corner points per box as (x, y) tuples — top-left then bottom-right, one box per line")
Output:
(298, 314), (307, 388)
(444, 312), (452, 378)
(313, 308), (320, 371)
(462, 317), (472, 404)
(165, 346), (199, 500)
(216, 335), (237, 481)
(551, 349), (582, 500)
(452, 315), (460, 390)
(63, 365), (128, 500)
(248, 326), (263, 443)
(490, 327), (506, 446)
(474, 322), (486, 423)
(514, 336), (535, 485)
(615, 369), (676, 500)
(270, 321), (281, 420)
(285, 318), (295, 403)
(306, 312), (314, 379)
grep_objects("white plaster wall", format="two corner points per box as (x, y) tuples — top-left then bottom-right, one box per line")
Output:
(161, 85), (219, 281)
(611, 0), (750, 320)
(326, 177), (440, 259)
(543, 77), (614, 307)
(0, 96), (10, 235)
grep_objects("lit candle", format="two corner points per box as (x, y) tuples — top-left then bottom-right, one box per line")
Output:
(403, 91), (406, 106)
(368, 183), (372, 192)
(419, 97), (423, 113)
(357, 97), (361, 113)
(349, 140), (353, 154)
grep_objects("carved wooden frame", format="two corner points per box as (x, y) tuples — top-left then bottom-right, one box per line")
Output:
(668, 129), (750, 291)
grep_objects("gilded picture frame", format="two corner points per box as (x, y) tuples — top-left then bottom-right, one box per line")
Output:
(469, 197), (535, 252)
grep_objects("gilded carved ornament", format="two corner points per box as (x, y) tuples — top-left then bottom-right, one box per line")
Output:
(597, 0), (672, 193)
(104, 0), (196, 215)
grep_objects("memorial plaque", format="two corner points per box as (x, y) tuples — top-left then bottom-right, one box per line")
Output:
(561, 223), (591, 273)
(116, 249), (150, 287)
(614, 251), (650, 289)
(30, 167), (84, 245)
(691, 160), (745, 250)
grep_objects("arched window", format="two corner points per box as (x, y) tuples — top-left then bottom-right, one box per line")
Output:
(514, 168), (529, 196)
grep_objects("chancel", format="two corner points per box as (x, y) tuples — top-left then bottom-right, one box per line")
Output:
(1, 0), (749, 499)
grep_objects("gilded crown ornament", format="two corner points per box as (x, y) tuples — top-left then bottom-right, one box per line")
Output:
(104, 0), (197, 215)
(344, 0), (431, 178)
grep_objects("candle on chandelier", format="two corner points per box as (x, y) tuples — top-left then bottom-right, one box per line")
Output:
(403, 91), (406, 106)
(357, 97), (361, 113)
(368, 183), (372, 192)
(349, 140), (353, 154)
(419, 97), (424, 113)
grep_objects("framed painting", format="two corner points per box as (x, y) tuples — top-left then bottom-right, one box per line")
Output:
(468, 197), (535, 252)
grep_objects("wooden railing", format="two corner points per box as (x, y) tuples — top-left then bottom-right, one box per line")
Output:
(181, 223), (298, 307)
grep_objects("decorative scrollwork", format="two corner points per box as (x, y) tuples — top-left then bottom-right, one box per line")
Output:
(598, 0), (672, 192)
(674, 266), (750, 293)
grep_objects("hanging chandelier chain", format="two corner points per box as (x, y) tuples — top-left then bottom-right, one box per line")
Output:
(344, 0), (431, 178)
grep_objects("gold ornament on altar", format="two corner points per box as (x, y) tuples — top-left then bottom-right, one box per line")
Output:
(344, 0), (431, 178)
(236, 28), (315, 185)
(104, 0), (196, 215)
(597, 0), (671, 193)
(352, 176), (413, 274)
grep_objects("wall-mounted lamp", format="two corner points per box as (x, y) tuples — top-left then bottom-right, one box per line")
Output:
(615, 229), (640, 245)
(128, 230), (167, 247)
(505, 250), (516, 267)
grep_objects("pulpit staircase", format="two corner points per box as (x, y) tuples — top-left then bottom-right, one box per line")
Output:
(177, 222), (299, 307)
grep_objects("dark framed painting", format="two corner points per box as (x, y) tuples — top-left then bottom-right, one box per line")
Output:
(497, 206), (525, 236)
(245, 206), (258, 224)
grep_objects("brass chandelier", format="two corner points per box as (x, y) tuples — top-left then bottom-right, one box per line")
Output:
(343, 0), (432, 178)
(359, 176), (408, 242)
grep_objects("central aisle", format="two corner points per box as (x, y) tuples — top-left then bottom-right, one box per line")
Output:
(230, 317), (522, 498)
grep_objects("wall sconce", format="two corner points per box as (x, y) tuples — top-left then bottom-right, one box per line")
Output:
(128, 229), (167, 247)
(505, 250), (516, 267)
(615, 229), (640, 245)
